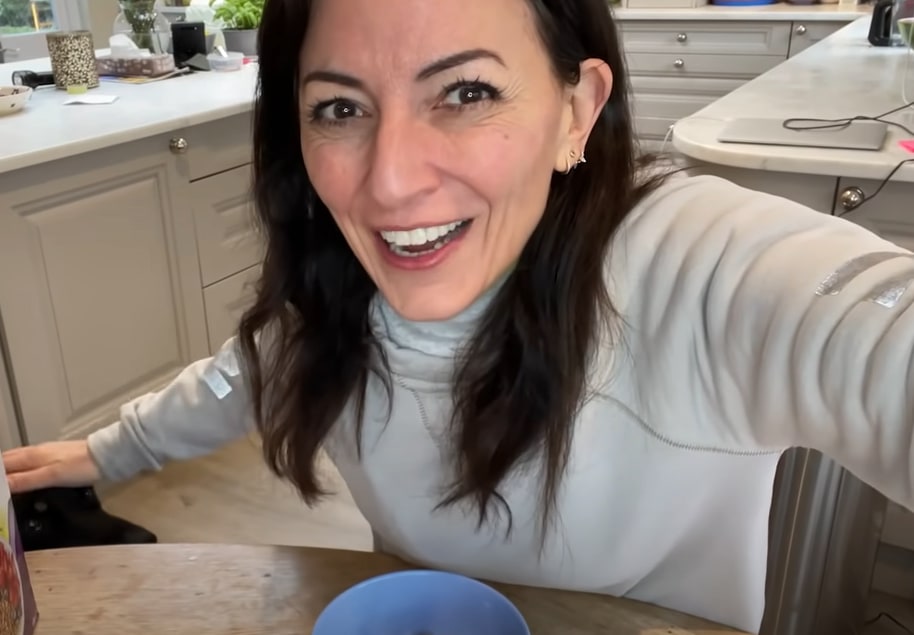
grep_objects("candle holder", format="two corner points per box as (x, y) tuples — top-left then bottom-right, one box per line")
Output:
(45, 30), (99, 91)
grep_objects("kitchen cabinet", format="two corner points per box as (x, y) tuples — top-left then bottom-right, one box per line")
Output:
(622, 19), (848, 146)
(0, 114), (259, 446)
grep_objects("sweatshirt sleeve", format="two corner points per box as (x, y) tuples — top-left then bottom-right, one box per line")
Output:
(623, 174), (914, 508)
(86, 337), (253, 482)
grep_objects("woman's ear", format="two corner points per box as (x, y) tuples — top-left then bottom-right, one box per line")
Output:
(553, 59), (613, 173)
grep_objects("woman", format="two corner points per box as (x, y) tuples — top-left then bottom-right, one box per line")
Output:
(4, 0), (914, 632)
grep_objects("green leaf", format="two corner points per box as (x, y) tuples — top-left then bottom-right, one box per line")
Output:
(210, 0), (264, 29)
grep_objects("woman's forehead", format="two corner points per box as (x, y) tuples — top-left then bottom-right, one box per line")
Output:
(301, 0), (542, 72)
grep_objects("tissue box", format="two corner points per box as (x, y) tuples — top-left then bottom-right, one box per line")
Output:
(96, 53), (176, 78)
(0, 454), (38, 635)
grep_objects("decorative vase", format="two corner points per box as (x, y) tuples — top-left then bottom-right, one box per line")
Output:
(112, 0), (172, 53)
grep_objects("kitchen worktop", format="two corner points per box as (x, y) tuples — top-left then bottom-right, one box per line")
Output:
(672, 16), (914, 182)
(615, 2), (869, 21)
(0, 57), (258, 175)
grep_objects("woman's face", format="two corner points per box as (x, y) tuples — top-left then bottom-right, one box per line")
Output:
(299, 0), (608, 321)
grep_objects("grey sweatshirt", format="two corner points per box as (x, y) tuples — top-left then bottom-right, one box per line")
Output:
(87, 174), (914, 633)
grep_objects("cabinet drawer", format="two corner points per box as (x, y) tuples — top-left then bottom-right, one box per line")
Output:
(787, 21), (845, 58)
(203, 265), (260, 353)
(626, 52), (781, 78)
(620, 20), (791, 56)
(631, 76), (743, 140)
(177, 113), (254, 181)
(191, 164), (262, 286)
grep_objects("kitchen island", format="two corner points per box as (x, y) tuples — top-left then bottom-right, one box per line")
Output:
(672, 16), (913, 230)
(0, 59), (262, 450)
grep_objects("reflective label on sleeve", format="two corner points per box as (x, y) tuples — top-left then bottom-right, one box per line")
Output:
(202, 367), (232, 400)
(816, 251), (909, 296)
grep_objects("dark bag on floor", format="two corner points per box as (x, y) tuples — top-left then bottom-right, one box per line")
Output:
(11, 486), (157, 551)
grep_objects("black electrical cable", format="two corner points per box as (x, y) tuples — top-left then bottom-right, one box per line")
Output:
(779, 98), (914, 215)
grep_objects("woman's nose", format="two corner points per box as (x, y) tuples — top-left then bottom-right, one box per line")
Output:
(367, 112), (441, 210)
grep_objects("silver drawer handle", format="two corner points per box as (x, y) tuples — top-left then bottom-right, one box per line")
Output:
(169, 137), (189, 154)
(676, 32), (688, 42)
(839, 186), (864, 212)
(673, 58), (685, 69)
(795, 24), (807, 35)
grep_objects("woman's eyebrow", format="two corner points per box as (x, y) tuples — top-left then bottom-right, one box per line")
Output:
(301, 48), (506, 90)
(414, 48), (506, 81)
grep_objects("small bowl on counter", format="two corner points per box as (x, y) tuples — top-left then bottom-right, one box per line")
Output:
(207, 51), (245, 72)
(0, 86), (32, 116)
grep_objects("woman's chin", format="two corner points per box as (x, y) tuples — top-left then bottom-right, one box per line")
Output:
(378, 287), (480, 323)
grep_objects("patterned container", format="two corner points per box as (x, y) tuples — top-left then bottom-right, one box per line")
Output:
(0, 454), (38, 635)
(46, 30), (99, 91)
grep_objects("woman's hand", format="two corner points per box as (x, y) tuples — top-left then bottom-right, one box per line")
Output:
(2, 441), (101, 494)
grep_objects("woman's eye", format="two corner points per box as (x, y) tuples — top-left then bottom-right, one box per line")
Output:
(310, 99), (363, 124)
(441, 82), (498, 108)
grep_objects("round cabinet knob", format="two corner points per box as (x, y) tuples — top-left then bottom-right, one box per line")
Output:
(673, 58), (685, 69)
(169, 137), (189, 154)
(676, 32), (688, 42)
(839, 186), (865, 211)
(795, 24), (807, 35)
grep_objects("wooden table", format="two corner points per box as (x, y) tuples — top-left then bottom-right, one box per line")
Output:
(24, 544), (746, 634)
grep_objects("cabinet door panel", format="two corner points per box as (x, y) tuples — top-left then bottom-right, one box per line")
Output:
(0, 136), (208, 443)
(34, 175), (182, 412)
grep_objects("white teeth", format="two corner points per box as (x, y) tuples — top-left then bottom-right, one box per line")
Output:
(380, 221), (464, 247)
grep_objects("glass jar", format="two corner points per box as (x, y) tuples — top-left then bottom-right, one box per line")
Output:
(112, 0), (172, 53)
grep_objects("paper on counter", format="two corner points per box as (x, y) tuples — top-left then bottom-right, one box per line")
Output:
(63, 94), (119, 105)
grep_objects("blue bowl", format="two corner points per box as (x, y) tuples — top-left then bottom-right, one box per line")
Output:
(312, 569), (531, 635)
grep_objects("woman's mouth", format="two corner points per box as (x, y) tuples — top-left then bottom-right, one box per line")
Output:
(378, 219), (472, 257)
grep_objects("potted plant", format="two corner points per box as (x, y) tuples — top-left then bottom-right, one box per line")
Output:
(210, 0), (264, 56)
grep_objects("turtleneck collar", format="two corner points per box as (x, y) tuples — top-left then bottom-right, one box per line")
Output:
(369, 275), (508, 386)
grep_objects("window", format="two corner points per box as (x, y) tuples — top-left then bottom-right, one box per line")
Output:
(0, 0), (89, 62)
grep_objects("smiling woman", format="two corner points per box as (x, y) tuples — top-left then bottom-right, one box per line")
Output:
(245, 0), (648, 551)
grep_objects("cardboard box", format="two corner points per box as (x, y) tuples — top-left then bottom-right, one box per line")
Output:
(0, 455), (38, 635)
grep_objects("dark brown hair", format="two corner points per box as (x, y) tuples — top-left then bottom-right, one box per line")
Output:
(240, 0), (665, 538)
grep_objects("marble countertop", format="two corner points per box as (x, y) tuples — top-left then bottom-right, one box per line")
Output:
(0, 56), (258, 174)
(615, 2), (869, 21)
(672, 17), (914, 183)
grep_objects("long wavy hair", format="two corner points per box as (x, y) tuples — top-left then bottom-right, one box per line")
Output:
(239, 0), (666, 538)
